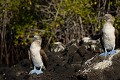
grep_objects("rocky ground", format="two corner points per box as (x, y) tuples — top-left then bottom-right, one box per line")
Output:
(0, 39), (120, 80)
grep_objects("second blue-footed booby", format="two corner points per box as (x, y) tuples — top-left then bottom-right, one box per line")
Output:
(99, 14), (119, 57)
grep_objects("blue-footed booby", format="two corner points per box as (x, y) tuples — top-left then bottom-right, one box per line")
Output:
(99, 14), (118, 56)
(29, 35), (48, 75)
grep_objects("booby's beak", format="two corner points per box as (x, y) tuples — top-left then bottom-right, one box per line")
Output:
(97, 16), (109, 22)
(97, 16), (106, 21)
(98, 17), (103, 19)
(98, 16), (107, 20)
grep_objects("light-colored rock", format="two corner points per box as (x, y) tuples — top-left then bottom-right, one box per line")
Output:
(77, 49), (120, 80)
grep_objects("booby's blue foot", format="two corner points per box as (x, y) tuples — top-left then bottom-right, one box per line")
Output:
(99, 52), (108, 57)
(29, 67), (43, 75)
(29, 69), (43, 75)
(108, 50), (116, 55)
(35, 70), (43, 75)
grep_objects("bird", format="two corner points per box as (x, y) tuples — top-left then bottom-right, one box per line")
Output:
(29, 35), (48, 75)
(92, 14), (118, 57)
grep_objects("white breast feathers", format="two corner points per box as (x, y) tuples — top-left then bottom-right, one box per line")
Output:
(102, 22), (115, 50)
(30, 40), (43, 67)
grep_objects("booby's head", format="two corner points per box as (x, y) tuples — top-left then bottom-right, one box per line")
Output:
(33, 35), (41, 40)
(103, 14), (115, 24)
(32, 35), (42, 45)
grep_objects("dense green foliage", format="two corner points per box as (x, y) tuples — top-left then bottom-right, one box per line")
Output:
(1, 0), (120, 45)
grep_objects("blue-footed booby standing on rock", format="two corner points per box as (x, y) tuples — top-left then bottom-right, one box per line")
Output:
(29, 35), (48, 75)
(99, 14), (119, 57)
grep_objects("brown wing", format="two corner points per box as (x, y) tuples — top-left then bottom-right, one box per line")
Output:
(91, 29), (104, 50)
(91, 30), (103, 40)
(40, 49), (48, 69)
(115, 29), (119, 49)
(99, 30), (104, 50)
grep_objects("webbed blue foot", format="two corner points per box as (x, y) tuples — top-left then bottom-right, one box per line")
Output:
(29, 66), (43, 75)
(29, 69), (43, 75)
(108, 50), (116, 55)
(99, 52), (108, 57)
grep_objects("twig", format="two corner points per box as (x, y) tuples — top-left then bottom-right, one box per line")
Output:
(79, 16), (84, 38)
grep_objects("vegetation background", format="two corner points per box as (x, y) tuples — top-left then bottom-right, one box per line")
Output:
(0, 0), (120, 66)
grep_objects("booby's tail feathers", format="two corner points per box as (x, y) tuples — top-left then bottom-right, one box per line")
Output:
(115, 29), (119, 49)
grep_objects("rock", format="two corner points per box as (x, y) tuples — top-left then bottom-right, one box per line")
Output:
(50, 42), (65, 52)
(0, 39), (120, 80)
(76, 50), (120, 80)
